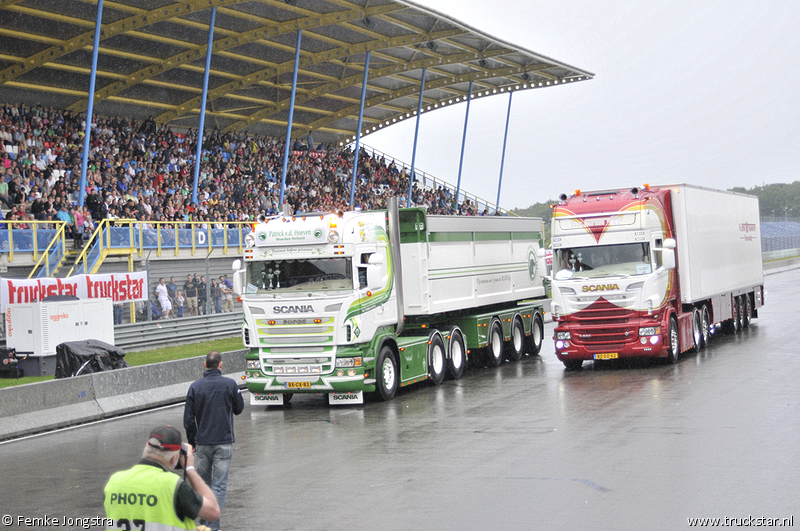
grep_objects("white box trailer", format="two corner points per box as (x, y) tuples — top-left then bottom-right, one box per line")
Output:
(670, 184), (763, 306)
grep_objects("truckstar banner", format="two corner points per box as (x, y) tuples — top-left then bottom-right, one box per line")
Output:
(0, 272), (148, 311)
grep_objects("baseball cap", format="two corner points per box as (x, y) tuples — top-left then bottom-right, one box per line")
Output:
(147, 425), (182, 451)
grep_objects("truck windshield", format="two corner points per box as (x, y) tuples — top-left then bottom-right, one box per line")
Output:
(245, 258), (353, 293)
(554, 243), (652, 280)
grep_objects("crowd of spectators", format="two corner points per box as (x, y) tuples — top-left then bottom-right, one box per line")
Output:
(0, 101), (491, 239)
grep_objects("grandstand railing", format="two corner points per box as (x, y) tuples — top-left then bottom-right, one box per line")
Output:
(62, 220), (255, 275)
(27, 222), (69, 279)
(360, 144), (504, 214)
(0, 220), (66, 264)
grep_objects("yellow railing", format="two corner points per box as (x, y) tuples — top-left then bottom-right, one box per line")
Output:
(6, 219), (255, 274)
(25, 221), (68, 278)
(0, 220), (66, 264)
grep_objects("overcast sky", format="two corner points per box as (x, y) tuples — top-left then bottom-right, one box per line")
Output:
(363, 0), (800, 210)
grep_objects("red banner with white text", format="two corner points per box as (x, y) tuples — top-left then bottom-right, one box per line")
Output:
(1, 272), (148, 312)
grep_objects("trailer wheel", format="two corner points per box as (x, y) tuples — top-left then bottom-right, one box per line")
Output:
(691, 308), (702, 353)
(665, 317), (679, 364)
(742, 295), (752, 328)
(446, 327), (467, 380)
(700, 305), (711, 348)
(376, 345), (398, 401)
(485, 318), (504, 367)
(528, 312), (544, 356)
(428, 332), (446, 385)
(732, 297), (743, 333)
(504, 314), (525, 362)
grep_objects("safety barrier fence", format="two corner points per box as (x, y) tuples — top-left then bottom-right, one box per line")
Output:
(0, 348), (245, 442)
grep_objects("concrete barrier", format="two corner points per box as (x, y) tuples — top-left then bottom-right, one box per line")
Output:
(0, 348), (246, 442)
(0, 375), (103, 441)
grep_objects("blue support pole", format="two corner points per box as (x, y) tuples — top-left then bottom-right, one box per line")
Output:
(455, 80), (473, 208)
(78, 0), (103, 207)
(192, 7), (216, 206)
(349, 51), (371, 207)
(496, 92), (513, 210)
(279, 30), (303, 210)
(407, 68), (426, 208)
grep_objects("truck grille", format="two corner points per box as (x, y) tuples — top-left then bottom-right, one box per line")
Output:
(255, 316), (336, 374)
(572, 299), (637, 346)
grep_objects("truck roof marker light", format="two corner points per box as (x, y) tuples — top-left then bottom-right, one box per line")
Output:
(574, 189), (581, 196)
(643, 183), (650, 190)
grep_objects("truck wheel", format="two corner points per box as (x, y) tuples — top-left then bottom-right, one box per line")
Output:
(563, 360), (583, 370)
(528, 312), (544, 356)
(446, 327), (467, 380)
(504, 314), (525, 362)
(665, 317), (679, 364)
(376, 345), (398, 401)
(732, 297), (742, 333)
(742, 296), (752, 328)
(428, 332), (446, 385)
(691, 308), (702, 353)
(283, 393), (293, 404)
(700, 305), (711, 348)
(485, 318), (504, 367)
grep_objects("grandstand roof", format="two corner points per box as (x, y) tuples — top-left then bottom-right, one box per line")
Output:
(0, 0), (594, 146)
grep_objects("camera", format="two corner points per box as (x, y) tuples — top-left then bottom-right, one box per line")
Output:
(175, 447), (188, 470)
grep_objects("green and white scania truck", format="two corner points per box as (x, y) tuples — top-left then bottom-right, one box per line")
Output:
(233, 197), (549, 405)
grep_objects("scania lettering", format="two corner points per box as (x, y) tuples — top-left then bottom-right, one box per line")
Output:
(549, 184), (764, 369)
(233, 197), (549, 405)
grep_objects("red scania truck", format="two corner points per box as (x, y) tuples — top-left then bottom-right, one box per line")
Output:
(549, 184), (764, 369)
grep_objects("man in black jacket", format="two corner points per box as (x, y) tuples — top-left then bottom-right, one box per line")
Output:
(183, 351), (244, 531)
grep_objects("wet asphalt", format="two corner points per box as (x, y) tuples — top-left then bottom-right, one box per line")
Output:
(2, 268), (798, 531)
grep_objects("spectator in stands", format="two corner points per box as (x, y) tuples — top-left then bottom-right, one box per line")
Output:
(210, 278), (222, 314)
(219, 275), (233, 312)
(184, 273), (199, 316)
(155, 277), (173, 319)
(174, 290), (185, 318)
(196, 274), (207, 315)
(167, 276), (178, 306)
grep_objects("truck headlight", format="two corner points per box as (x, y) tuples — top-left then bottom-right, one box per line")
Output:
(245, 232), (256, 248)
(335, 357), (362, 368)
(327, 229), (340, 243)
(246, 360), (260, 370)
(555, 331), (571, 340)
(638, 326), (661, 336)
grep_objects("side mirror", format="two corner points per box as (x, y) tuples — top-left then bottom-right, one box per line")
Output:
(661, 248), (676, 271)
(232, 259), (242, 272)
(366, 253), (386, 290)
(231, 260), (245, 294)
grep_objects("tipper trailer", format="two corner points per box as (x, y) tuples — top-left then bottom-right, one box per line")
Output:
(549, 184), (764, 369)
(233, 198), (549, 405)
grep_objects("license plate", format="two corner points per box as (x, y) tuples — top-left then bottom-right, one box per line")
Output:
(285, 382), (311, 388)
(328, 391), (363, 405)
(593, 352), (619, 360)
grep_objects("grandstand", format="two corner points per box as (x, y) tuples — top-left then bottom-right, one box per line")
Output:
(0, 0), (598, 330)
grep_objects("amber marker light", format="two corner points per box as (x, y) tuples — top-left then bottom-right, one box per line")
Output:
(313, 318), (322, 324)
(268, 320), (276, 325)
(366, 291), (373, 297)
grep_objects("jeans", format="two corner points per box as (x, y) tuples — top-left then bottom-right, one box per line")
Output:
(195, 443), (232, 531)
